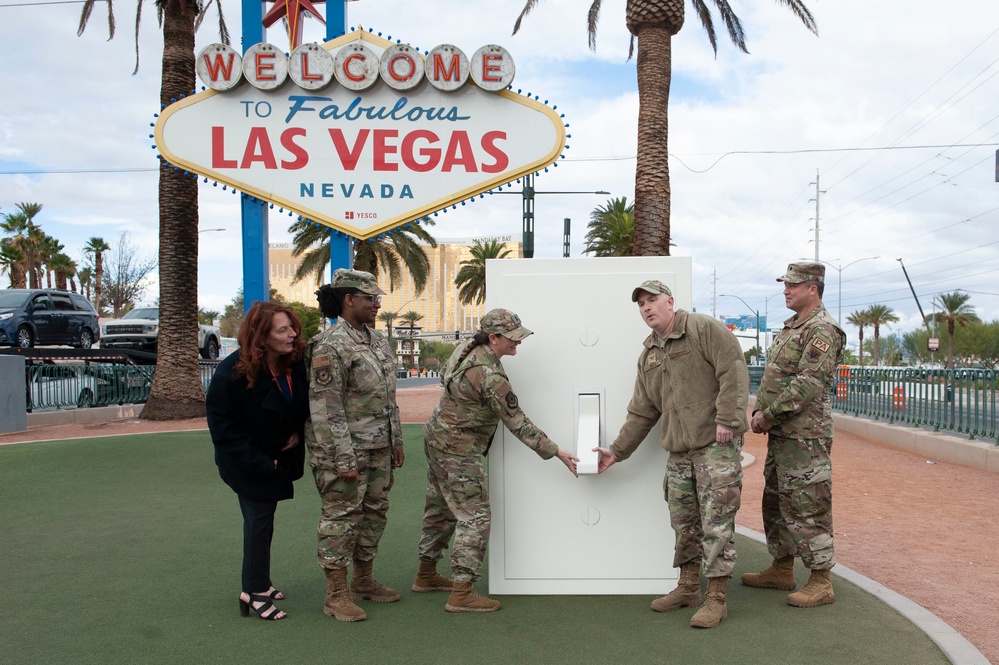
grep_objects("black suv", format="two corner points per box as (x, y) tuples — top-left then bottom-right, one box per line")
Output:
(0, 289), (101, 349)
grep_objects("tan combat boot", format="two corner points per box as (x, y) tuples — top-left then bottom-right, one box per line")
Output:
(651, 561), (702, 612)
(324, 568), (367, 622)
(741, 556), (796, 590)
(350, 559), (401, 602)
(689, 577), (728, 628)
(444, 582), (501, 613)
(412, 559), (453, 593)
(787, 569), (835, 608)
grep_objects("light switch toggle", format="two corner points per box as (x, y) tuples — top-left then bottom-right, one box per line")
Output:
(574, 389), (604, 475)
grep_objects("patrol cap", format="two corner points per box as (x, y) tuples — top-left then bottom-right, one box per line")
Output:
(776, 262), (825, 284)
(631, 279), (672, 302)
(331, 268), (385, 295)
(480, 308), (533, 341)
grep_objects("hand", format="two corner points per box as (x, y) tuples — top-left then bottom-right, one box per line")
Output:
(338, 469), (359, 482)
(750, 411), (772, 434)
(555, 449), (579, 477)
(715, 425), (733, 443)
(592, 447), (617, 474)
(392, 448), (405, 469)
(281, 433), (300, 451)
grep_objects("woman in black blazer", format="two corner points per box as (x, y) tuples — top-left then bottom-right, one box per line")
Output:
(207, 301), (309, 621)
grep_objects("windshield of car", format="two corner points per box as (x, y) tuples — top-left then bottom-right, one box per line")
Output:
(122, 308), (159, 320)
(0, 291), (30, 309)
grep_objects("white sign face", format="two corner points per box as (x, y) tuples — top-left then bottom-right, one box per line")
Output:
(157, 31), (565, 239)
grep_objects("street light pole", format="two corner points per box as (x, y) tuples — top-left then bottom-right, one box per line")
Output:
(719, 294), (760, 365)
(808, 256), (879, 327)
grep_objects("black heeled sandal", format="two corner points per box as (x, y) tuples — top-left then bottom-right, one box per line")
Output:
(260, 587), (284, 601)
(239, 592), (287, 620)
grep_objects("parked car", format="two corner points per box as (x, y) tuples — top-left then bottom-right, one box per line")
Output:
(100, 306), (222, 359)
(26, 363), (98, 411)
(0, 289), (101, 349)
(84, 363), (154, 405)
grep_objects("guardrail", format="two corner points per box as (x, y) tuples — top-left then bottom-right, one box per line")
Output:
(25, 361), (222, 412)
(831, 366), (999, 443)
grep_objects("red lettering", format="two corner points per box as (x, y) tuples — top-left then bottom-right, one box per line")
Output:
(328, 129), (370, 170)
(211, 127), (237, 168)
(373, 130), (399, 171)
(481, 54), (502, 82)
(202, 53), (236, 81)
(240, 127), (277, 169)
(401, 130), (441, 172)
(388, 53), (416, 82)
(432, 53), (461, 81)
(480, 131), (508, 173)
(300, 52), (323, 81)
(342, 53), (367, 82)
(280, 128), (309, 169)
(441, 131), (477, 173)
(255, 52), (276, 81)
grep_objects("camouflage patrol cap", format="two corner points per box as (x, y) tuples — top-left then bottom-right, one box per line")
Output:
(777, 262), (825, 284)
(331, 268), (385, 295)
(631, 279), (672, 302)
(480, 308), (533, 341)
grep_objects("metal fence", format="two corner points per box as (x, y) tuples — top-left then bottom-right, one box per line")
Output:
(25, 361), (221, 412)
(831, 366), (999, 443)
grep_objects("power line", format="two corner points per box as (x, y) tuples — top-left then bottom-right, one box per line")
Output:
(0, 167), (156, 175)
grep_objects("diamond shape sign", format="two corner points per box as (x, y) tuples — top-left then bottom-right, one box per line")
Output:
(154, 30), (566, 239)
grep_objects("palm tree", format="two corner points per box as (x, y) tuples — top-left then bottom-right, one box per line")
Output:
(514, 0), (816, 255)
(927, 292), (980, 369)
(2, 205), (45, 288)
(198, 308), (221, 325)
(83, 237), (111, 312)
(77, 266), (94, 303)
(455, 239), (512, 306)
(0, 241), (26, 288)
(583, 197), (635, 257)
(79, 1), (230, 419)
(290, 220), (438, 295)
(846, 309), (873, 367)
(50, 253), (77, 292)
(39, 235), (64, 289)
(865, 304), (900, 367)
(399, 310), (423, 331)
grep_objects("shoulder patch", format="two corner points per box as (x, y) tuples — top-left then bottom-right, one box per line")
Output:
(314, 367), (333, 386)
(811, 338), (831, 353)
(312, 353), (331, 369)
(505, 391), (519, 410)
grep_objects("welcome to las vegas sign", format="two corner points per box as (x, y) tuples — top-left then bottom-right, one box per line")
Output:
(153, 28), (568, 240)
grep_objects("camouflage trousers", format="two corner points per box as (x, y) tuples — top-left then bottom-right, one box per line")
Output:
(417, 441), (489, 585)
(313, 446), (394, 570)
(665, 437), (743, 578)
(762, 434), (834, 570)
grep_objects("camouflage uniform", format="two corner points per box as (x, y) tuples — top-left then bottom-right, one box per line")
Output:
(611, 282), (749, 579)
(755, 277), (845, 571)
(418, 335), (558, 585)
(305, 318), (403, 571)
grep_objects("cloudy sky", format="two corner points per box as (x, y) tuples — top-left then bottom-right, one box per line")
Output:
(2, 0), (998, 345)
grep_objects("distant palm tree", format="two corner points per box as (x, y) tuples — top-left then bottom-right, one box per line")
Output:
(83, 237), (111, 313)
(40, 235), (64, 289)
(455, 239), (512, 306)
(514, 0), (817, 255)
(2, 204), (45, 288)
(583, 197), (635, 257)
(927, 292), (980, 369)
(77, 266), (93, 302)
(846, 309), (873, 367)
(198, 308), (221, 325)
(290, 221), (438, 294)
(0, 241), (26, 288)
(865, 304), (900, 367)
(399, 310), (423, 330)
(50, 253), (77, 291)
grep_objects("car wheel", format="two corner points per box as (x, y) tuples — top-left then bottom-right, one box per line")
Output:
(16, 325), (34, 349)
(77, 388), (95, 408)
(77, 329), (94, 349)
(201, 337), (219, 360)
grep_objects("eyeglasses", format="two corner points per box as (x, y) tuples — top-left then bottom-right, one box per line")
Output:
(351, 293), (382, 305)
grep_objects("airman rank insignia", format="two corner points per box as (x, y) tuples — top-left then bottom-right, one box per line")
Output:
(645, 352), (660, 369)
(506, 392), (519, 409)
(315, 367), (333, 386)
(811, 338), (831, 353)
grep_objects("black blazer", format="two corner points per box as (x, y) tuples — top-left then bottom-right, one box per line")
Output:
(206, 350), (308, 502)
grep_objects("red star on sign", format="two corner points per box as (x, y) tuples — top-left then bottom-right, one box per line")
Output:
(262, 0), (327, 50)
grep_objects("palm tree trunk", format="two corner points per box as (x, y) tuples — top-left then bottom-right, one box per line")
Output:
(858, 329), (865, 366)
(141, 0), (206, 420)
(94, 255), (103, 313)
(632, 26), (672, 256)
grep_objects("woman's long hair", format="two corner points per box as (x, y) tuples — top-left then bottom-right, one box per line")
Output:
(233, 301), (305, 387)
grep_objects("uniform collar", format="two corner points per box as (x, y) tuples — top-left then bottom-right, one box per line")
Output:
(784, 303), (827, 329)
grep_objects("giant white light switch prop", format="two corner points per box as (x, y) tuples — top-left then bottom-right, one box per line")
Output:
(487, 256), (692, 594)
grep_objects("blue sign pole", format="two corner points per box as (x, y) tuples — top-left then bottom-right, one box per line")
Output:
(240, 1), (268, 311)
(327, 1), (353, 274)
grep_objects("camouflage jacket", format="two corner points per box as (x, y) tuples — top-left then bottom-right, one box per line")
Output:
(754, 303), (845, 439)
(304, 319), (402, 473)
(424, 340), (558, 459)
(611, 309), (749, 459)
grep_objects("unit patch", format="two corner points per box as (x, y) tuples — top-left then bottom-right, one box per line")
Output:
(315, 367), (333, 386)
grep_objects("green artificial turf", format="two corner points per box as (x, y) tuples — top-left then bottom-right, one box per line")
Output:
(1, 426), (948, 665)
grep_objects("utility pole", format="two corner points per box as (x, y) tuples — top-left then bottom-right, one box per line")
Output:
(809, 170), (826, 261)
(897, 258), (931, 331)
